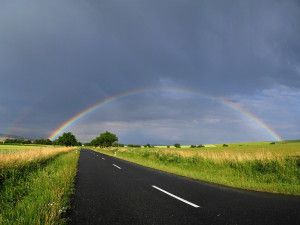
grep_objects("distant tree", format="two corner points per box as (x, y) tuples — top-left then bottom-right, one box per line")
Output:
(174, 143), (181, 148)
(190, 145), (196, 148)
(4, 139), (32, 144)
(34, 139), (52, 145)
(4, 139), (18, 144)
(23, 139), (32, 144)
(90, 131), (118, 147)
(197, 144), (205, 148)
(112, 143), (124, 147)
(84, 142), (92, 146)
(223, 144), (228, 147)
(52, 139), (59, 145)
(127, 144), (141, 148)
(56, 132), (79, 146)
(144, 143), (151, 148)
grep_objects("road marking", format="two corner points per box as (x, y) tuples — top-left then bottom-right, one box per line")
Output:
(113, 164), (121, 169)
(152, 185), (200, 208)
(102, 158), (105, 160)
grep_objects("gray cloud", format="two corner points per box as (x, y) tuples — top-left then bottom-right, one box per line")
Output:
(1, 0), (299, 143)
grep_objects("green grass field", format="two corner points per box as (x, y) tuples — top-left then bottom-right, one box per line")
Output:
(0, 145), (80, 224)
(94, 140), (300, 195)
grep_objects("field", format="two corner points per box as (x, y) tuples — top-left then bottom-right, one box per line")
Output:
(93, 141), (300, 195)
(0, 144), (60, 154)
(0, 145), (80, 224)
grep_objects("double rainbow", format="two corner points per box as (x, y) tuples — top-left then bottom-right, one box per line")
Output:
(48, 87), (282, 141)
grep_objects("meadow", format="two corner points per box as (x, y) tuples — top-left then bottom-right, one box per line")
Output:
(0, 144), (59, 154)
(0, 145), (80, 224)
(93, 141), (300, 195)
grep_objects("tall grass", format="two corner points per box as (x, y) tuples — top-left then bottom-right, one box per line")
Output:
(0, 144), (63, 154)
(0, 147), (76, 169)
(0, 146), (79, 224)
(94, 143), (300, 195)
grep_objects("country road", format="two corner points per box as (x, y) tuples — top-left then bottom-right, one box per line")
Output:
(69, 149), (300, 225)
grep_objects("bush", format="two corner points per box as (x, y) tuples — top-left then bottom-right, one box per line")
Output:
(127, 144), (141, 148)
(174, 143), (181, 148)
(112, 143), (125, 147)
(223, 144), (228, 147)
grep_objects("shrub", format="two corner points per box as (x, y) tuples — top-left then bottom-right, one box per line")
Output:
(174, 143), (181, 148)
(127, 144), (141, 148)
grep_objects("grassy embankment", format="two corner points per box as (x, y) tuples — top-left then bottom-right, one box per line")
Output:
(93, 141), (300, 195)
(0, 145), (80, 224)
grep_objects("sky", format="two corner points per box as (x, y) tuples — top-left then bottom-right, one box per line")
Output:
(1, 0), (299, 145)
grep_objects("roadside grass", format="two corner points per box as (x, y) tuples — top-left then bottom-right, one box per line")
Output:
(0, 146), (80, 224)
(93, 142), (300, 195)
(0, 144), (62, 154)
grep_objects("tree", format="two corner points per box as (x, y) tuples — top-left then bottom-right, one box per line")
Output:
(52, 139), (59, 145)
(56, 132), (79, 146)
(90, 131), (118, 147)
(4, 138), (32, 144)
(127, 144), (141, 148)
(34, 138), (52, 145)
(174, 143), (181, 148)
(112, 143), (124, 147)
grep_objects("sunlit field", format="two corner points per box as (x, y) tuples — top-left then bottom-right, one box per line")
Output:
(0, 145), (80, 224)
(154, 141), (300, 161)
(0, 144), (59, 154)
(94, 140), (300, 195)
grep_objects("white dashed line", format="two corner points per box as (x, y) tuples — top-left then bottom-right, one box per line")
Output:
(152, 185), (200, 208)
(112, 164), (121, 169)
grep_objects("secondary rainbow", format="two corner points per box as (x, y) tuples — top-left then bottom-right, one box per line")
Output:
(48, 87), (283, 141)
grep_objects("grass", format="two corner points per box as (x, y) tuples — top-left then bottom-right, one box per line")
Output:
(0, 145), (80, 224)
(0, 144), (63, 154)
(93, 141), (300, 195)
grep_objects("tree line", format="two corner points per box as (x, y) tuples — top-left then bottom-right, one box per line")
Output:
(1, 132), (82, 146)
(2, 131), (209, 148)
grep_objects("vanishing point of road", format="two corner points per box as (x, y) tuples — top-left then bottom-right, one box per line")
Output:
(69, 149), (300, 225)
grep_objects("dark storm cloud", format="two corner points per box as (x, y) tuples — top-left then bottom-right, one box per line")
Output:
(1, 0), (299, 142)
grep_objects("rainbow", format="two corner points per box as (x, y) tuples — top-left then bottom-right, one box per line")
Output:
(48, 87), (283, 141)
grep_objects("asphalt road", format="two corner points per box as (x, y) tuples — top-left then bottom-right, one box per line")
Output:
(69, 149), (300, 225)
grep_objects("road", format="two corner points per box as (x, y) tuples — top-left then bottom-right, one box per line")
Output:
(69, 149), (300, 225)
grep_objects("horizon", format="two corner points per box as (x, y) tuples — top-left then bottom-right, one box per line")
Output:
(2, 132), (298, 146)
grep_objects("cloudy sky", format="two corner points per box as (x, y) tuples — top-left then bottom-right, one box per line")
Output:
(1, 0), (299, 144)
